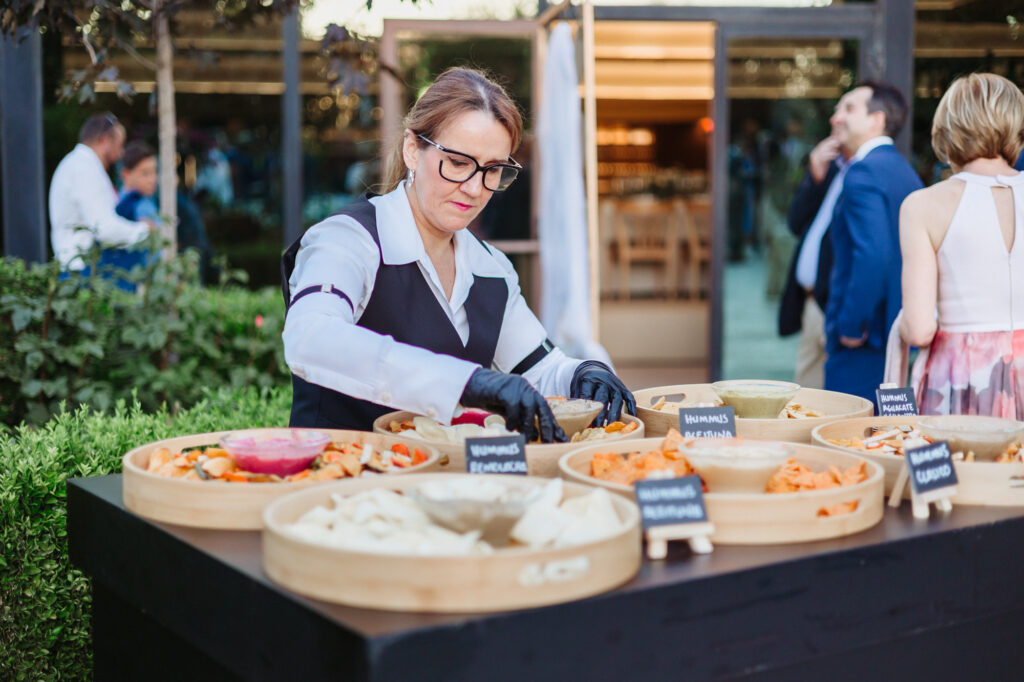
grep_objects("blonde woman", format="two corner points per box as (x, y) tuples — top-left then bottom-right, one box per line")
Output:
(899, 73), (1024, 416)
(281, 67), (634, 440)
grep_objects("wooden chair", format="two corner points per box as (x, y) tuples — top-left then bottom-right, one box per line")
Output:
(680, 195), (712, 299)
(606, 196), (682, 300)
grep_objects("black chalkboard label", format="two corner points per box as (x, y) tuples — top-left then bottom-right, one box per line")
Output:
(876, 387), (919, 416)
(905, 440), (958, 495)
(678, 406), (736, 439)
(634, 475), (708, 530)
(465, 435), (528, 475)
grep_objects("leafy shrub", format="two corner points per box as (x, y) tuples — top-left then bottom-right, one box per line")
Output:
(0, 385), (291, 680)
(0, 249), (288, 427)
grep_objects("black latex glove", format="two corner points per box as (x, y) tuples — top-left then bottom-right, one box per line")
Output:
(570, 360), (637, 426)
(460, 368), (567, 443)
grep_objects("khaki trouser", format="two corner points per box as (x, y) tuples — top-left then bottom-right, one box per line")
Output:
(795, 296), (825, 389)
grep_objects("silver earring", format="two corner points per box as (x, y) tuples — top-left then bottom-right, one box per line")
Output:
(407, 168), (415, 185)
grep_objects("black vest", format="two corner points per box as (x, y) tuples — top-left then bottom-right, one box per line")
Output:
(281, 195), (508, 430)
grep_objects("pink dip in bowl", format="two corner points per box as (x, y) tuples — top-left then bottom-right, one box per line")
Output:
(451, 409), (493, 427)
(219, 429), (330, 476)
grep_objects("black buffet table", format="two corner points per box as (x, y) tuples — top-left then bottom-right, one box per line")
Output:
(68, 475), (1024, 681)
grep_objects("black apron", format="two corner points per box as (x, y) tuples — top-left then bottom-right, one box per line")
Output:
(281, 195), (508, 430)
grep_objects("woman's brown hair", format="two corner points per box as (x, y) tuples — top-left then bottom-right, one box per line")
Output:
(122, 140), (156, 171)
(381, 67), (523, 193)
(931, 73), (1024, 168)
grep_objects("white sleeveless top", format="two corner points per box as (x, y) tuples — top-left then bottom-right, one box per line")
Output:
(936, 171), (1024, 333)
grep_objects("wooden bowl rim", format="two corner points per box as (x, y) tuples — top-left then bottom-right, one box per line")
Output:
(633, 384), (873, 423)
(811, 415), (1024, 469)
(122, 427), (441, 491)
(371, 410), (645, 450)
(262, 473), (641, 559)
(558, 436), (884, 500)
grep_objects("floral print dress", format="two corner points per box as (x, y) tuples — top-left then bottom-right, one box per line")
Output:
(916, 171), (1024, 418)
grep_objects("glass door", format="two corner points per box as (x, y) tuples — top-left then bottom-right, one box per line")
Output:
(714, 36), (859, 383)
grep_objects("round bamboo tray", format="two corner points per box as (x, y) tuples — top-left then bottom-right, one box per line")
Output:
(812, 416), (1024, 506)
(558, 437), (884, 545)
(122, 428), (440, 530)
(633, 383), (873, 442)
(372, 410), (645, 475)
(262, 473), (642, 612)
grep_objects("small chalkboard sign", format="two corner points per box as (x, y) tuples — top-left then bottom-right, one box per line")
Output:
(876, 387), (918, 416)
(635, 475), (708, 530)
(634, 475), (715, 557)
(888, 439), (958, 519)
(678, 406), (736, 439)
(905, 440), (958, 495)
(465, 435), (528, 475)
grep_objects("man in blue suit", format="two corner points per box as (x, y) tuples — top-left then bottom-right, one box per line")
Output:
(824, 81), (923, 407)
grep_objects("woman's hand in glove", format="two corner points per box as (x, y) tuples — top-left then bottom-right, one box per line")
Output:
(570, 360), (637, 426)
(460, 368), (567, 443)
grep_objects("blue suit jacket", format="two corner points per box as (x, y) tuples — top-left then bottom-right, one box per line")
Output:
(825, 144), (923, 353)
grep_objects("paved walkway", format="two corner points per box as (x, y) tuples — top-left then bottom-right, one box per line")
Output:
(722, 252), (800, 382)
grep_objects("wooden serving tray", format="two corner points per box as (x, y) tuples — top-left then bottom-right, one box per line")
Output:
(558, 437), (884, 545)
(812, 416), (1024, 506)
(262, 473), (642, 612)
(633, 383), (873, 442)
(121, 428), (440, 530)
(372, 410), (645, 475)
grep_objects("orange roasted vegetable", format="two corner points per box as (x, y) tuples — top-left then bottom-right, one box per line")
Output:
(590, 447), (695, 487)
(765, 458), (867, 516)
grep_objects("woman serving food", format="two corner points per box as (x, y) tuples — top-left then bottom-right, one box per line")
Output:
(282, 67), (634, 442)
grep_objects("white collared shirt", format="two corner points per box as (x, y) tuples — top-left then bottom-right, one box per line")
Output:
(48, 144), (151, 270)
(794, 136), (893, 289)
(282, 182), (582, 423)
(850, 135), (894, 164)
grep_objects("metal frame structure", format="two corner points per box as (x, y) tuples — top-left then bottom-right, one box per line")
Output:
(544, 0), (914, 379)
(379, 18), (546, 306)
(282, 7), (304, 247)
(1, 29), (47, 263)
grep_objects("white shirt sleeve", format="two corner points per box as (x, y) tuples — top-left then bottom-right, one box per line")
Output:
(488, 247), (582, 396)
(282, 216), (480, 423)
(74, 153), (149, 247)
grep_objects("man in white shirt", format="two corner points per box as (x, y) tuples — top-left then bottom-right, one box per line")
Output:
(49, 113), (154, 271)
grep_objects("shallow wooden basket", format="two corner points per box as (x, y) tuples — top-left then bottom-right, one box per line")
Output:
(558, 437), (884, 545)
(372, 410), (645, 476)
(812, 416), (1024, 506)
(633, 384), (873, 442)
(121, 428), (440, 530)
(262, 473), (642, 612)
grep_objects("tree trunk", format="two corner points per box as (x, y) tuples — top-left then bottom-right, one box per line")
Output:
(155, 3), (178, 258)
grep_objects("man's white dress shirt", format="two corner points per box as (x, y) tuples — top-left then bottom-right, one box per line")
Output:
(283, 182), (582, 424)
(49, 144), (150, 270)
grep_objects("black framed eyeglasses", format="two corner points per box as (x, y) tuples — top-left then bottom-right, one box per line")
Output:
(417, 134), (521, 192)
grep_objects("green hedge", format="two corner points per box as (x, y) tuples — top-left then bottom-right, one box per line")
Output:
(0, 250), (288, 427)
(0, 385), (291, 680)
